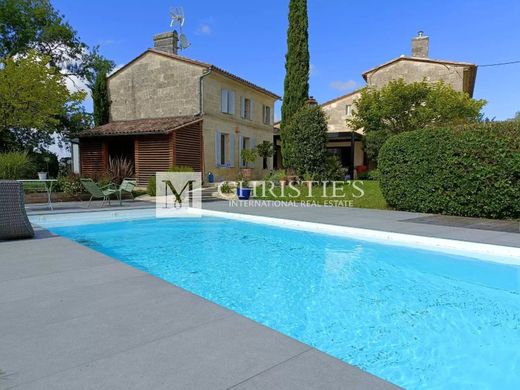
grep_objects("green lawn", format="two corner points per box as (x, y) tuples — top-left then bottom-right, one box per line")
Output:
(253, 180), (388, 210)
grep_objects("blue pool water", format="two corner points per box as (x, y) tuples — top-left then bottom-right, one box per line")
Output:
(48, 217), (520, 389)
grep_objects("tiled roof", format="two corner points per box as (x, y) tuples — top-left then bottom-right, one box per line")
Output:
(78, 116), (202, 137)
(320, 88), (364, 107)
(109, 49), (281, 100)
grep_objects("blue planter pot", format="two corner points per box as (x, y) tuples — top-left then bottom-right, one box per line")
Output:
(236, 187), (252, 200)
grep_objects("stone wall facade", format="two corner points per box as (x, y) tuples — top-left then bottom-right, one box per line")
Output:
(108, 52), (204, 121)
(321, 91), (362, 133)
(365, 60), (467, 92)
(202, 72), (277, 179)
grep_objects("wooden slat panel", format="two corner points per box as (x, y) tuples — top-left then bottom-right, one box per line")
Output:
(135, 135), (171, 186)
(174, 121), (203, 173)
(79, 139), (105, 178)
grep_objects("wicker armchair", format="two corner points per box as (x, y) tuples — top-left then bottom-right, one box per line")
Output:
(0, 181), (34, 240)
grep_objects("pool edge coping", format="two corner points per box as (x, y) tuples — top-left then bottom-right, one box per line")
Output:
(29, 207), (520, 265)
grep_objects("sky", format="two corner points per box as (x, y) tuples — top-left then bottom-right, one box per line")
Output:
(52, 0), (520, 121)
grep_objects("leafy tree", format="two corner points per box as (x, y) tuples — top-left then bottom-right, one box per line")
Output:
(283, 105), (328, 177)
(281, 0), (309, 165)
(0, 52), (86, 151)
(348, 79), (486, 161)
(0, 0), (113, 146)
(0, 0), (85, 73)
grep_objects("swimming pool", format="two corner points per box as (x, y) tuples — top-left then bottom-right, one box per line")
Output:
(41, 214), (520, 389)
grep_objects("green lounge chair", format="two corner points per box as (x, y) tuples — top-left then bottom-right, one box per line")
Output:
(80, 178), (120, 207)
(118, 179), (137, 200)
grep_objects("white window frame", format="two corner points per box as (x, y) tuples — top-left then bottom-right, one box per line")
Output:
(346, 104), (353, 116)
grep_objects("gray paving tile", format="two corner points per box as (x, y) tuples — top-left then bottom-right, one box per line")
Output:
(13, 315), (310, 390)
(0, 262), (142, 303)
(230, 349), (400, 390)
(0, 274), (179, 334)
(0, 288), (231, 387)
(0, 235), (113, 282)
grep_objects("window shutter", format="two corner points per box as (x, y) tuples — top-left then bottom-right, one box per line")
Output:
(270, 106), (274, 125)
(240, 96), (245, 118)
(238, 135), (244, 168)
(262, 105), (266, 123)
(215, 131), (221, 166)
(250, 99), (254, 121)
(229, 91), (236, 115)
(229, 133), (235, 167)
(221, 90), (227, 113)
(250, 137), (256, 168)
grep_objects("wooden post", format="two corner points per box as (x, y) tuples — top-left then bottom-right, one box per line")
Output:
(350, 130), (356, 179)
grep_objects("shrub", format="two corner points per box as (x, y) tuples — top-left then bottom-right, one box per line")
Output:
(367, 169), (380, 181)
(107, 156), (134, 185)
(378, 122), (520, 219)
(147, 177), (157, 196)
(264, 169), (286, 182)
(146, 166), (194, 196)
(0, 151), (34, 179)
(320, 155), (344, 181)
(57, 173), (83, 197)
(220, 182), (233, 194)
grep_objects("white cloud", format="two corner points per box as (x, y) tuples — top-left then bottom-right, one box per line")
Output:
(196, 23), (212, 35)
(329, 80), (358, 91)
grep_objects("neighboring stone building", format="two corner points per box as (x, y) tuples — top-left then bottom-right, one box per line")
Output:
(78, 31), (279, 185)
(319, 32), (477, 172)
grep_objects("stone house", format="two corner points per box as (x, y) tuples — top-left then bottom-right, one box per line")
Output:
(78, 31), (279, 185)
(319, 32), (477, 173)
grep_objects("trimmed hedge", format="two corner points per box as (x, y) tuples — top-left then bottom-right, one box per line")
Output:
(378, 122), (520, 219)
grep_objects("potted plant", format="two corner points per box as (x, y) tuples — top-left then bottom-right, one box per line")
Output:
(236, 174), (252, 200)
(240, 148), (257, 179)
(256, 141), (274, 170)
(38, 156), (51, 180)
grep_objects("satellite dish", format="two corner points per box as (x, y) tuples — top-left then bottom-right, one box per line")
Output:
(179, 33), (191, 49)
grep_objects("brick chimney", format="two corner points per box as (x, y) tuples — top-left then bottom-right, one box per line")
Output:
(153, 31), (179, 55)
(411, 31), (429, 58)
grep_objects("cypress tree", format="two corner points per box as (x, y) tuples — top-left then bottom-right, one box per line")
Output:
(92, 70), (110, 126)
(281, 0), (310, 167)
